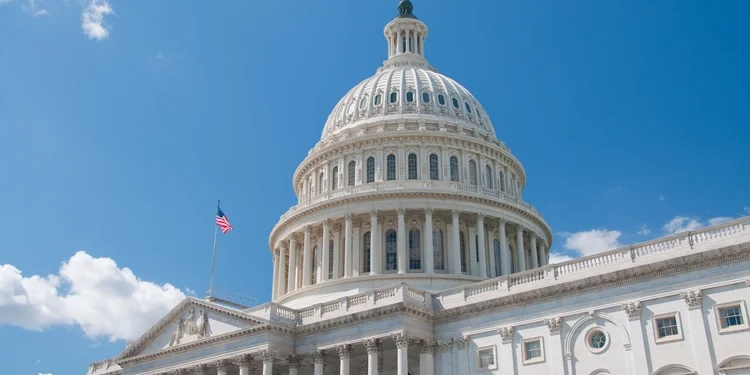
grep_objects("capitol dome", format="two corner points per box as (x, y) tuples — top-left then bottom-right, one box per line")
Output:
(269, 0), (552, 309)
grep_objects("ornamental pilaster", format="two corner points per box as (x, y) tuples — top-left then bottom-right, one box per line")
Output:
(260, 349), (276, 363)
(286, 355), (302, 369)
(363, 338), (381, 353)
(235, 354), (253, 367)
(419, 340), (436, 354)
(454, 336), (469, 349)
(497, 326), (513, 344)
(621, 301), (641, 320)
(545, 317), (562, 334)
(438, 340), (452, 353)
(310, 350), (326, 364)
(337, 344), (353, 359)
(215, 359), (230, 373)
(680, 290), (703, 310)
(393, 333), (410, 348)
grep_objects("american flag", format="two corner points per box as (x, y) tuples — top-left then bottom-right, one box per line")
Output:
(216, 207), (233, 234)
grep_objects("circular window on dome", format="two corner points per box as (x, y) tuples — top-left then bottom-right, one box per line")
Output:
(586, 329), (609, 353)
(437, 94), (446, 106)
(406, 91), (414, 102)
(422, 92), (430, 103)
(452, 97), (459, 109)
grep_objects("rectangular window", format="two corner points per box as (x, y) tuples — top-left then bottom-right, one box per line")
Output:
(715, 302), (748, 333)
(476, 346), (496, 371)
(522, 338), (544, 364)
(653, 313), (682, 343)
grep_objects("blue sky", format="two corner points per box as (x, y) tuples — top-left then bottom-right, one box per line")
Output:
(1, 0), (748, 374)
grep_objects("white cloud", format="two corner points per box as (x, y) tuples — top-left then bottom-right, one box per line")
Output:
(744, 207), (749, 215)
(81, 0), (113, 40)
(39, 373), (53, 375)
(637, 224), (651, 236)
(662, 215), (736, 235)
(0, 251), (185, 342)
(707, 217), (733, 226)
(548, 252), (574, 264)
(562, 229), (622, 257)
(23, 0), (48, 16)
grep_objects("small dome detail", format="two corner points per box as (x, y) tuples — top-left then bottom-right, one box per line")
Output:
(396, 0), (417, 19)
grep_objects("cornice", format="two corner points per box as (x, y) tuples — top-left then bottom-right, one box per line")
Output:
(270, 189), (552, 249)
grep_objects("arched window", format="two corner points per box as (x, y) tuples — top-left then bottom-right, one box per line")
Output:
(485, 165), (493, 189)
(374, 94), (382, 106)
(348, 161), (356, 186)
(385, 230), (398, 271)
(465, 102), (472, 113)
(469, 160), (478, 185)
(331, 167), (338, 191)
(390, 92), (398, 104)
(409, 229), (421, 270)
(311, 246), (318, 285)
(433, 228), (444, 271)
(407, 153), (418, 180)
(387, 154), (396, 181)
(499, 171), (505, 192)
(366, 157), (375, 183)
(328, 240), (334, 279)
(422, 92), (430, 103)
(459, 232), (468, 273)
(363, 232), (371, 273)
(493, 239), (501, 276)
(429, 154), (439, 180)
(318, 173), (324, 195)
(452, 97), (460, 109)
(450, 156), (459, 182)
(359, 97), (367, 110)
(438, 94), (446, 106)
(406, 92), (414, 102)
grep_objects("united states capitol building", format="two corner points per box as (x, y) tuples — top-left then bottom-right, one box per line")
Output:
(87, 1), (750, 375)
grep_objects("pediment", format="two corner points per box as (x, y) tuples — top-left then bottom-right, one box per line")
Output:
(117, 297), (267, 360)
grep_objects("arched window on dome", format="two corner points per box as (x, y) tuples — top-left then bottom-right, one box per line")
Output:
(385, 230), (398, 271)
(485, 165), (493, 189)
(331, 167), (338, 191)
(406, 91), (414, 103)
(409, 229), (421, 270)
(438, 94), (446, 106)
(459, 231), (468, 273)
(433, 228), (445, 271)
(328, 240), (334, 279)
(450, 156), (460, 182)
(311, 246), (318, 285)
(465, 102), (472, 113)
(366, 157), (375, 183)
(499, 170), (505, 192)
(429, 154), (439, 180)
(386, 154), (396, 181)
(363, 231), (371, 273)
(469, 160), (478, 186)
(359, 97), (368, 110)
(374, 94), (382, 106)
(318, 172), (324, 195)
(407, 153), (418, 180)
(390, 92), (398, 104)
(422, 92), (430, 103)
(493, 239), (501, 276)
(452, 97), (460, 109)
(348, 161), (356, 186)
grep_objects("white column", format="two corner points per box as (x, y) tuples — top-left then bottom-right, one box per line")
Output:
(397, 30), (402, 54)
(451, 210), (462, 275)
(216, 360), (229, 375)
(353, 221), (361, 276)
(397, 208), (407, 274)
(271, 250), (279, 300)
(369, 211), (379, 275)
(681, 290), (714, 375)
(515, 225), (527, 272)
(498, 220), (509, 276)
(322, 220), (330, 282)
(364, 339), (380, 375)
(394, 333), (409, 375)
(338, 345), (352, 375)
(278, 244), (287, 296)
(333, 226), (341, 279)
(622, 302), (650, 375)
(312, 350), (325, 375)
(476, 214), (487, 277)
(419, 340), (436, 375)
(287, 355), (301, 375)
(540, 243), (548, 266)
(529, 232), (539, 269)
(344, 214), (353, 278)
(302, 226), (312, 287)
(261, 350), (274, 375)
(287, 236), (297, 292)
(545, 318), (566, 375)
(455, 337), (469, 374)
(424, 209), (434, 273)
(438, 341), (452, 375)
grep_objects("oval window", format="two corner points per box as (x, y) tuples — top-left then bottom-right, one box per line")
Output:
(452, 97), (459, 108)
(422, 92), (430, 103)
(438, 94), (446, 105)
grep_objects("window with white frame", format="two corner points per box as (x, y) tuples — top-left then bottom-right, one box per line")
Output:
(385, 230), (398, 271)
(476, 346), (497, 371)
(331, 167), (338, 190)
(715, 301), (749, 333)
(450, 156), (460, 182)
(469, 160), (478, 185)
(366, 157), (375, 183)
(386, 154), (396, 181)
(522, 338), (544, 364)
(586, 328), (609, 353)
(429, 154), (439, 180)
(408, 153), (418, 180)
(433, 228), (444, 271)
(348, 161), (356, 186)
(362, 232), (371, 273)
(653, 313), (682, 343)
(408, 229), (421, 270)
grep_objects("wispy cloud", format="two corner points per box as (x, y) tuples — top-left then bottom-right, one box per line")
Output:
(637, 224), (651, 236)
(548, 252), (574, 264)
(81, 0), (114, 40)
(23, 0), (48, 16)
(605, 186), (623, 196)
(662, 215), (736, 235)
(658, 194), (665, 201)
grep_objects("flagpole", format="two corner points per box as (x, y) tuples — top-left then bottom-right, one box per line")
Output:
(208, 199), (220, 299)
